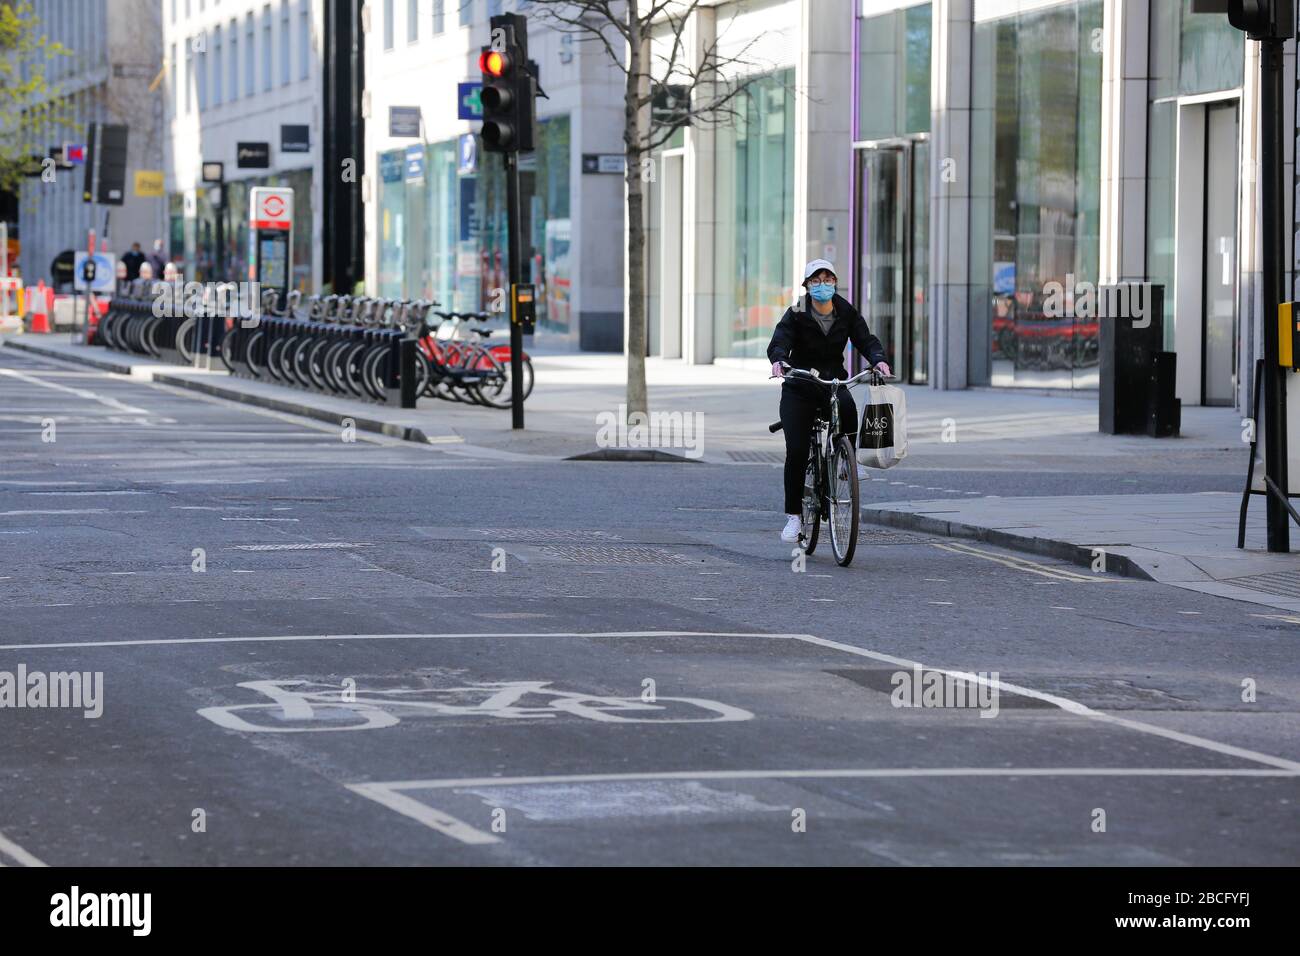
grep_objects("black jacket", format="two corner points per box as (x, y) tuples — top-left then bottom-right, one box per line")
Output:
(767, 294), (887, 393)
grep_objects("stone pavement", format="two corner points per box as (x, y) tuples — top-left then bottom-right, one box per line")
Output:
(865, 491), (1300, 613)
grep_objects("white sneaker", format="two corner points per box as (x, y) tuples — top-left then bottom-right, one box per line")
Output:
(781, 515), (803, 542)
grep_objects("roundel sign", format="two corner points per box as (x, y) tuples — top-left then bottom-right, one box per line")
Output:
(250, 187), (293, 231)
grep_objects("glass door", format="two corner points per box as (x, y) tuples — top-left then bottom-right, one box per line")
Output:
(855, 141), (928, 382)
(857, 147), (905, 372)
(1202, 101), (1238, 406)
(908, 140), (929, 384)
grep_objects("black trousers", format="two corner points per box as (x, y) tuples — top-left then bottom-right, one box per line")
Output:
(780, 384), (857, 515)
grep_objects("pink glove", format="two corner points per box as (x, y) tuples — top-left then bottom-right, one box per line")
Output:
(875, 362), (892, 378)
(771, 362), (785, 379)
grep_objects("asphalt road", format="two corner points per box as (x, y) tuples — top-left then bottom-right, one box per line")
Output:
(0, 346), (1296, 866)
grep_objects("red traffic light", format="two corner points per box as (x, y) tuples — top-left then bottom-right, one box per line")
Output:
(479, 48), (512, 77)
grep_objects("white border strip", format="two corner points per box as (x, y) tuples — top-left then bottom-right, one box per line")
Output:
(0, 831), (47, 867)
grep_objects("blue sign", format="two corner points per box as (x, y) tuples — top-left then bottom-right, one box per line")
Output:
(457, 134), (477, 175)
(389, 106), (422, 138)
(993, 262), (1016, 296)
(457, 82), (483, 121)
(458, 177), (477, 241)
(404, 144), (425, 184)
(379, 151), (404, 183)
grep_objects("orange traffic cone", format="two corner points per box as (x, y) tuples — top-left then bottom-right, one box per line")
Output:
(30, 280), (50, 333)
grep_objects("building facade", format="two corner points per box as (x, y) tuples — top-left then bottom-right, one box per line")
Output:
(362, 0), (626, 349)
(639, 0), (1295, 413)
(161, 0), (324, 289)
(17, 0), (166, 288)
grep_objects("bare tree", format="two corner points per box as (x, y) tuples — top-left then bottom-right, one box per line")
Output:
(524, 0), (766, 420)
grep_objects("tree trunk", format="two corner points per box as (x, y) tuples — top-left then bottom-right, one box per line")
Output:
(623, 5), (649, 422)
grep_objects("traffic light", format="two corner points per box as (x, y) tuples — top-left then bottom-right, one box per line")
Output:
(479, 14), (536, 154)
(1226, 0), (1294, 40)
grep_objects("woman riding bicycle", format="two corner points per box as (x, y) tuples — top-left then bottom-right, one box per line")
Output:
(768, 259), (892, 543)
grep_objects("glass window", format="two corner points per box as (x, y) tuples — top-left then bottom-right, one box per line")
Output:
(196, 43), (207, 110)
(408, 0), (418, 42)
(433, 0), (445, 34)
(212, 26), (223, 107)
(229, 22), (239, 99)
(857, 3), (931, 140)
(384, 0), (395, 49)
(378, 149), (407, 298)
(971, 0), (1104, 389)
(245, 14), (255, 94)
(170, 42), (178, 113)
(1146, 1), (1244, 343)
(280, 0), (290, 85)
(713, 70), (795, 358)
(299, 3), (310, 79)
(185, 39), (192, 112)
(262, 6), (272, 91)
(460, 0), (473, 27)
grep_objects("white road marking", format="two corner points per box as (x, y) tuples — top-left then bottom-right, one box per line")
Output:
(1178, 611), (1201, 616)
(1049, 606), (1075, 611)
(0, 831), (47, 867)
(351, 767), (1299, 845)
(4, 629), (1298, 774)
(345, 783), (500, 846)
(0, 509), (146, 516)
(0, 367), (151, 415)
(928, 601), (953, 606)
(220, 517), (300, 522)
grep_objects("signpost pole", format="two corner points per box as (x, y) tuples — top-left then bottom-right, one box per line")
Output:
(506, 150), (524, 430)
(1261, 36), (1290, 552)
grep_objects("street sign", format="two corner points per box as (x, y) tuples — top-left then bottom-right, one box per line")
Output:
(237, 142), (270, 168)
(405, 145), (425, 184)
(250, 188), (293, 231)
(201, 162), (224, 183)
(582, 153), (626, 175)
(73, 252), (116, 293)
(457, 134), (477, 175)
(389, 106), (422, 138)
(134, 170), (164, 197)
(457, 82), (483, 120)
(280, 124), (310, 153)
(64, 143), (86, 164)
(379, 151), (404, 183)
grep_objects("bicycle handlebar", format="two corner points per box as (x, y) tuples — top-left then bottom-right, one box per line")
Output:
(775, 363), (888, 386)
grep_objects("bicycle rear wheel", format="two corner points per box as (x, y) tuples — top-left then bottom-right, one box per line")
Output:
(828, 436), (860, 566)
(800, 447), (821, 555)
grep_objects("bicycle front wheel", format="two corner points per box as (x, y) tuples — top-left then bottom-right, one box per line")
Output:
(828, 436), (860, 566)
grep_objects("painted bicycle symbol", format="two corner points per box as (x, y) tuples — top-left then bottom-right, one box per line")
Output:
(197, 679), (754, 732)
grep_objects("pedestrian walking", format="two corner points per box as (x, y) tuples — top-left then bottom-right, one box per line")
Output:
(146, 239), (166, 277)
(121, 242), (145, 280)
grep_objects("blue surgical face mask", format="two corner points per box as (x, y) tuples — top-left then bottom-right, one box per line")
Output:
(808, 281), (835, 303)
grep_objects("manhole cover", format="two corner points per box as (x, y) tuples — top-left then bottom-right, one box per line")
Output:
(728, 451), (784, 463)
(1225, 569), (1300, 598)
(470, 528), (624, 541)
(537, 545), (698, 565)
(858, 528), (932, 545)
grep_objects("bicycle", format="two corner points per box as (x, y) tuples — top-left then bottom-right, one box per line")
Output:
(195, 679), (754, 732)
(769, 362), (884, 567)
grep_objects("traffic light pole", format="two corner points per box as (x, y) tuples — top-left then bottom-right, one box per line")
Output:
(505, 150), (525, 430)
(1260, 37), (1289, 552)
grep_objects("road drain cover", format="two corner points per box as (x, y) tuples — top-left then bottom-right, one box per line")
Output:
(538, 545), (699, 565)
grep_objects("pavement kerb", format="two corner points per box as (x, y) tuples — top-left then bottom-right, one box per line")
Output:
(860, 504), (1157, 582)
(1, 337), (434, 446)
